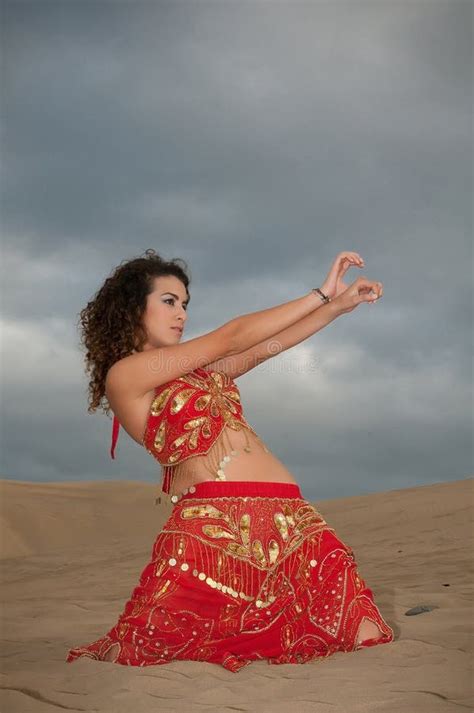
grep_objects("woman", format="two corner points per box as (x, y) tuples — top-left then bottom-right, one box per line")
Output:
(66, 248), (394, 671)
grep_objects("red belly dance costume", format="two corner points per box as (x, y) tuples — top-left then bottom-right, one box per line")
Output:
(66, 367), (394, 671)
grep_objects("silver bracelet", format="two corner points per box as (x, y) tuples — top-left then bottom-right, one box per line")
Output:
(312, 287), (331, 304)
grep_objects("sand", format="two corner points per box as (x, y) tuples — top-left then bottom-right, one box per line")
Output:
(1, 476), (472, 713)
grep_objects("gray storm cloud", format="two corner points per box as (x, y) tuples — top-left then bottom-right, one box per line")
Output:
(1, 0), (471, 500)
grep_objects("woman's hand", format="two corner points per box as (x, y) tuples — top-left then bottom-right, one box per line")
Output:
(320, 251), (365, 300)
(332, 276), (383, 315)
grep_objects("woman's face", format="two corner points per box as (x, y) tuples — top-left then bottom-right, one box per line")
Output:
(141, 274), (189, 350)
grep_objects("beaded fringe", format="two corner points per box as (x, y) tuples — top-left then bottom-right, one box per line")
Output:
(152, 522), (308, 616)
(65, 492), (395, 670)
(158, 424), (269, 503)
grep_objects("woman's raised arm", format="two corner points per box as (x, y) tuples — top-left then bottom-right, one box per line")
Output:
(107, 290), (335, 398)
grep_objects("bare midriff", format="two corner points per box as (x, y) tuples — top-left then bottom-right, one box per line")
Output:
(164, 424), (299, 498)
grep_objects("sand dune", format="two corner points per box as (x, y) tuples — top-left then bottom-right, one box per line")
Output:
(1, 476), (472, 712)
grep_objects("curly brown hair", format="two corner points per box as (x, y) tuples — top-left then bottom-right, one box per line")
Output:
(77, 248), (191, 417)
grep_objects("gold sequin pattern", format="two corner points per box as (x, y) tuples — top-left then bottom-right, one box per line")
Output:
(141, 368), (271, 496)
(66, 493), (394, 671)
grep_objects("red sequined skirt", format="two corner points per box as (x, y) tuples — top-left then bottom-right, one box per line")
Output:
(65, 481), (394, 672)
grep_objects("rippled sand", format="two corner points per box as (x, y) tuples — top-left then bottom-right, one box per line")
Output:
(1, 476), (472, 713)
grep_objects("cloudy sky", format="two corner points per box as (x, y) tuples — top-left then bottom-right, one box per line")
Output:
(1, 0), (472, 502)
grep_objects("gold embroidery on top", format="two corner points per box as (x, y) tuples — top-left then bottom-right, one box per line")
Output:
(150, 386), (175, 417)
(153, 421), (166, 453)
(146, 369), (261, 472)
(170, 388), (196, 414)
(143, 369), (275, 500)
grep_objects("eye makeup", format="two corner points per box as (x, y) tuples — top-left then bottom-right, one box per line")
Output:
(162, 293), (189, 309)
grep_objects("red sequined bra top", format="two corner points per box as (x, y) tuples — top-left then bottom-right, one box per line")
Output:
(110, 366), (269, 497)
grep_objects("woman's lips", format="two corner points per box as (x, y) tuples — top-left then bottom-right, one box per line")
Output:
(171, 327), (183, 333)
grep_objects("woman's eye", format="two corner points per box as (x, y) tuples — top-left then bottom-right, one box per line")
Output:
(164, 298), (188, 310)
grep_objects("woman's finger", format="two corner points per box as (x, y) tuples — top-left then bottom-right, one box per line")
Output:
(345, 251), (364, 266)
(370, 282), (383, 302)
(356, 279), (382, 302)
